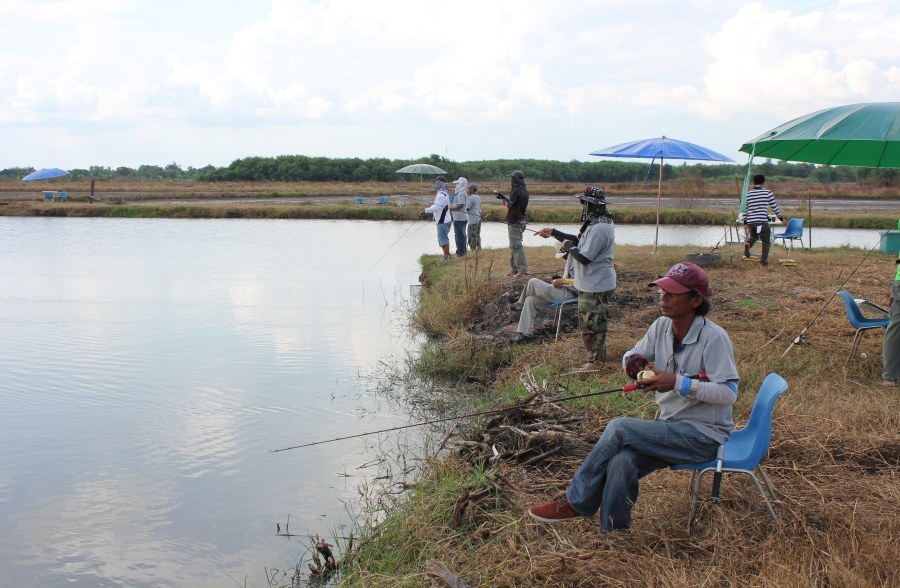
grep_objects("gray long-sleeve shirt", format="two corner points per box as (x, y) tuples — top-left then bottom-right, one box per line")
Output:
(622, 314), (739, 444)
(464, 193), (482, 225)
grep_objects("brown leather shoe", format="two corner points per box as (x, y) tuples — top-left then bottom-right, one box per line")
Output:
(528, 495), (582, 523)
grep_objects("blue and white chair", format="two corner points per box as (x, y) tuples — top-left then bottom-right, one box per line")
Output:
(671, 373), (789, 530)
(549, 296), (578, 340)
(837, 290), (889, 363)
(56, 191), (68, 202)
(773, 218), (805, 252)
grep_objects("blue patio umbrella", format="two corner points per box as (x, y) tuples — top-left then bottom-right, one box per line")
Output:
(22, 168), (69, 181)
(590, 136), (734, 253)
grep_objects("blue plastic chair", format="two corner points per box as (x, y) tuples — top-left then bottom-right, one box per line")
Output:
(837, 290), (890, 363)
(773, 218), (804, 252)
(671, 373), (789, 529)
(43, 191), (54, 202)
(549, 296), (578, 340)
(56, 191), (68, 202)
(376, 196), (388, 205)
(355, 196), (364, 205)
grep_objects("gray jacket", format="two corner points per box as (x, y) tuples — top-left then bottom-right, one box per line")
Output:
(451, 185), (468, 223)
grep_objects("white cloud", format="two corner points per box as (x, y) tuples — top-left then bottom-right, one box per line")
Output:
(1, 0), (899, 167)
(693, 1), (900, 118)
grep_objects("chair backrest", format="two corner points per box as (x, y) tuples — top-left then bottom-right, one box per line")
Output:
(740, 373), (789, 465)
(378, 196), (388, 204)
(355, 196), (363, 204)
(837, 290), (866, 328)
(784, 218), (804, 236)
(58, 191), (68, 198)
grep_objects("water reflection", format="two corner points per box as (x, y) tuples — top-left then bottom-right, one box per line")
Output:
(0, 217), (887, 587)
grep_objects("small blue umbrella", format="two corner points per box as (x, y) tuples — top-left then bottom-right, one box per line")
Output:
(22, 168), (69, 181)
(590, 136), (734, 252)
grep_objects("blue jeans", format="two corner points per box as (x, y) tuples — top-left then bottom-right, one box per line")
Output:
(567, 417), (718, 531)
(453, 220), (467, 256)
(436, 222), (451, 247)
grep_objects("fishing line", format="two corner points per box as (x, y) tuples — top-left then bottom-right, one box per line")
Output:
(367, 217), (434, 271)
(781, 231), (889, 358)
(271, 382), (646, 452)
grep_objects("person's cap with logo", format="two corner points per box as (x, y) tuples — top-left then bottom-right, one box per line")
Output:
(649, 262), (709, 296)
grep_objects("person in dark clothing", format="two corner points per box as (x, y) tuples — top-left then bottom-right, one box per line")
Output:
(494, 170), (529, 277)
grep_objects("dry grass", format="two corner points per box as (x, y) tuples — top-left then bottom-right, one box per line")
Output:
(2, 178), (898, 202)
(341, 243), (899, 587)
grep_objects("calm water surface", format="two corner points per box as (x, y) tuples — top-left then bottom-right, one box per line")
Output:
(0, 217), (885, 587)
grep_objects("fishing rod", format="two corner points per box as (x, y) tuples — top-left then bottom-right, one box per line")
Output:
(781, 232), (889, 358)
(271, 381), (649, 453)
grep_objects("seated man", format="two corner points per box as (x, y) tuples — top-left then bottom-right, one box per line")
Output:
(528, 262), (739, 531)
(510, 244), (577, 343)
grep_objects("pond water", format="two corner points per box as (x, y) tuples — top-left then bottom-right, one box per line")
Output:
(0, 217), (886, 587)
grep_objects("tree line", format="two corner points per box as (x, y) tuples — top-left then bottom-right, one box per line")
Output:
(2, 155), (897, 186)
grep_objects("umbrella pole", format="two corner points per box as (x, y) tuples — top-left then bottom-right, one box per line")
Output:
(654, 157), (663, 254)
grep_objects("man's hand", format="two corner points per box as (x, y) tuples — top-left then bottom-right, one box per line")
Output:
(637, 371), (677, 393)
(551, 278), (564, 288)
(536, 227), (554, 239)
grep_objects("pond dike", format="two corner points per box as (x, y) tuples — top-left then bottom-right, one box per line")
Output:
(332, 244), (899, 587)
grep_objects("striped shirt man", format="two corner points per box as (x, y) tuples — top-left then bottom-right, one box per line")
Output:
(745, 182), (783, 224)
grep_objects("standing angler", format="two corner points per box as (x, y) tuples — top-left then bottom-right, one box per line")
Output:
(450, 177), (469, 257)
(494, 170), (530, 277)
(423, 176), (453, 260)
(882, 215), (900, 386)
(743, 174), (785, 266)
(536, 186), (616, 367)
(465, 183), (482, 251)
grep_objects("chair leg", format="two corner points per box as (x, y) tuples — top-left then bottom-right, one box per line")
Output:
(756, 465), (777, 501)
(554, 305), (564, 341)
(745, 471), (778, 522)
(847, 331), (864, 364)
(686, 470), (703, 532)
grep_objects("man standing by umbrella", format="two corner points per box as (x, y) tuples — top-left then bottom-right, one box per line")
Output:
(494, 170), (529, 277)
(423, 177), (453, 260)
(743, 174), (785, 267)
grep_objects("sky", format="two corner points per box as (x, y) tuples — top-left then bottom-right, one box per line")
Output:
(1, 0), (899, 170)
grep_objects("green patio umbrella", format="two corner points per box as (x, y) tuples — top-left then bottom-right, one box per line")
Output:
(740, 102), (900, 168)
(737, 102), (900, 212)
(396, 163), (448, 196)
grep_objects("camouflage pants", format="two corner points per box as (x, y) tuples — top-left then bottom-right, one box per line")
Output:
(579, 290), (613, 363)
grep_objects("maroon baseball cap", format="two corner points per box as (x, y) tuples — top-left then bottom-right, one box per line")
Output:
(649, 262), (709, 296)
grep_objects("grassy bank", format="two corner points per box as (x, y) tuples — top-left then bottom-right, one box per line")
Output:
(2, 178), (900, 201)
(334, 244), (898, 586)
(1, 199), (896, 229)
